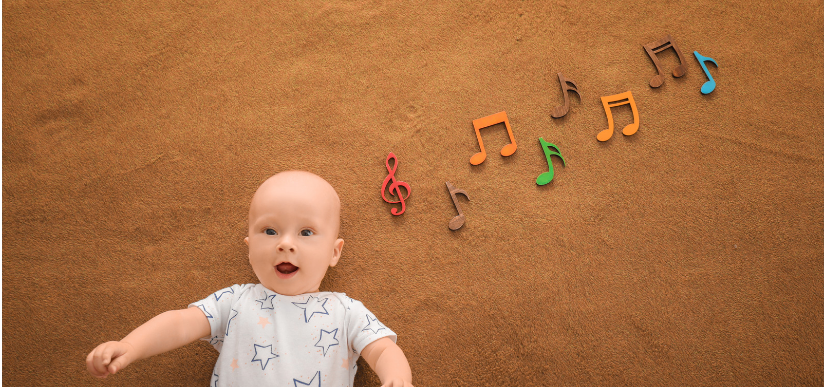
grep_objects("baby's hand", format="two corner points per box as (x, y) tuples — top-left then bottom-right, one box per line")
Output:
(85, 341), (136, 379)
(381, 380), (414, 387)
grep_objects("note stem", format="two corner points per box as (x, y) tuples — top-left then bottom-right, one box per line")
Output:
(470, 125), (487, 165)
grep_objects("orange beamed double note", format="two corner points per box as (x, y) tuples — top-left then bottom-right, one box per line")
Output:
(598, 91), (639, 142)
(469, 111), (517, 165)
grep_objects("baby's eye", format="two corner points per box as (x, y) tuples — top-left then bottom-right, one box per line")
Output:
(265, 228), (277, 236)
(300, 229), (314, 237)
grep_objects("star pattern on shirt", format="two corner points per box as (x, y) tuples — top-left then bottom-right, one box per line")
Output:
(257, 316), (271, 329)
(341, 357), (349, 369)
(292, 295), (330, 323)
(314, 328), (339, 356)
(252, 343), (279, 370)
(255, 293), (277, 310)
(230, 358), (239, 371)
(293, 370), (322, 387)
(208, 336), (223, 346)
(212, 372), (219, 387)
(195, 304), (213, 319)
(213, 287), (234, 302)
(226, 308), (239, 336)
(361, 314), (386, 334)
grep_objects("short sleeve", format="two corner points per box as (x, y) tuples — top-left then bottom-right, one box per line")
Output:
(188, 284), (251, 352)
(346, 298), (397, 356)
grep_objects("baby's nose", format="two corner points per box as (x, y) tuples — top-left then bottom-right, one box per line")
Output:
(277, 238), (296, 252)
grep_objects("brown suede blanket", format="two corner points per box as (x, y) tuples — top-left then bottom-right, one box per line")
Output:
(3, 0), (823, 385)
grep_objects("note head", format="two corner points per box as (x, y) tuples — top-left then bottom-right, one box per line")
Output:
(701, 81), (716, 95)
(672, 64), (686, 78)
(449, 215), (465, 231)
(470, 152), (486, 166)
(536, 172), (553, 186)
(596, 129), (613, 142)
(649, 74), (664, 88)
(500, 143), (517, 157)
(622, 122), (639, 136)
(551, 105), (568, 118)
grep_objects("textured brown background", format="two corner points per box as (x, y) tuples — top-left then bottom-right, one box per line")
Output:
(3, 0), (823, 385)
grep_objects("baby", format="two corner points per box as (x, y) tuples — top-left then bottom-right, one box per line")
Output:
(86, 171), (413, 386)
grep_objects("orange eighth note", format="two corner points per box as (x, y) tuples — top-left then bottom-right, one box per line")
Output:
(469, 111), (517, 165)
(598, 91), (640, 142)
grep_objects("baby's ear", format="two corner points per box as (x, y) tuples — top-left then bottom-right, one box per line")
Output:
(244, 237), (249, 246)
(329, 238), (344, 267)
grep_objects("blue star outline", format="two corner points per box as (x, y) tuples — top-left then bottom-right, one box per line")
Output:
(362, 314), (386, 334)
(251, 343), (279, 370)
(255, 292), (277, 310)
(195, 304), (213, 319)
(208, 336), (223, 346)
(213, 287), (234, 302)
(293, 370), (322, 387)
(226, 308), (239, 336)
(292, 295), (330, 323)
(314, 328), (340, 356)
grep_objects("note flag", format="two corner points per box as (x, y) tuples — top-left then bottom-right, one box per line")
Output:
(445, 182), (470, 231)
(598, 91), (639, 142)
(551, 73), (581, 118)
(469, 111), (517, 165)
(693, 51), (718, 95)
(643, 34), (687, 88)
(536, 138), (566, 186)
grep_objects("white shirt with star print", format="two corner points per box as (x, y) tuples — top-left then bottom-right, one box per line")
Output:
(189, 284), (397, 387)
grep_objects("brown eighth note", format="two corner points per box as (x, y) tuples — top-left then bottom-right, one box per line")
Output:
(643, 34), (687, 88)
(598, 91), (639, 142)
(551, 73), (581, 118)
(445, 181), (470, 231)
(469, 111), (517, 165)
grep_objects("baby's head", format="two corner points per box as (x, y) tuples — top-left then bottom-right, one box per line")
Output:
(244, 171), (344, 296)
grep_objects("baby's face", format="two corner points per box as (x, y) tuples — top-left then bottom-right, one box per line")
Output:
(245, 172), (344, 296)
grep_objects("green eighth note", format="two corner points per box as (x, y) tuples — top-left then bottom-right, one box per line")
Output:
(536, 137), (566, 186)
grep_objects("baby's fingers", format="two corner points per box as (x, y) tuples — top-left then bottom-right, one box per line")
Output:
(106, 346), (132, 375)
(381, 380), (414, 387)
(86, 345), (112, 378)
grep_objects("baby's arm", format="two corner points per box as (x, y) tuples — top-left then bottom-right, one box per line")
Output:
(86, 306), (210, 379)
(361, 337), (413, 387)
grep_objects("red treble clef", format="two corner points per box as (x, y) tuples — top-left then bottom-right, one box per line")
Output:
(381, 152), (411, 216)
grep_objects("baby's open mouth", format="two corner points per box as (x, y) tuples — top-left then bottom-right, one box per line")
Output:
(276, 262), (299, 274)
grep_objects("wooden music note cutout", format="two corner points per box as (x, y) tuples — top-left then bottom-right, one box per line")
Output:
(536, 138), (565, 186)
(469, 111), (517, 165)
(381, 152), (411, 216)
(598, 91), (639, 142)
(445, 181), (470, 231)
(693, 51), (718, 95)
(643, 34), (687, 88)
(551, 73), (581, 118)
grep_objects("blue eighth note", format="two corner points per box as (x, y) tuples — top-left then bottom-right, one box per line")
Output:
(536, 137), (565, 186)
(693, 51), (718, 95)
